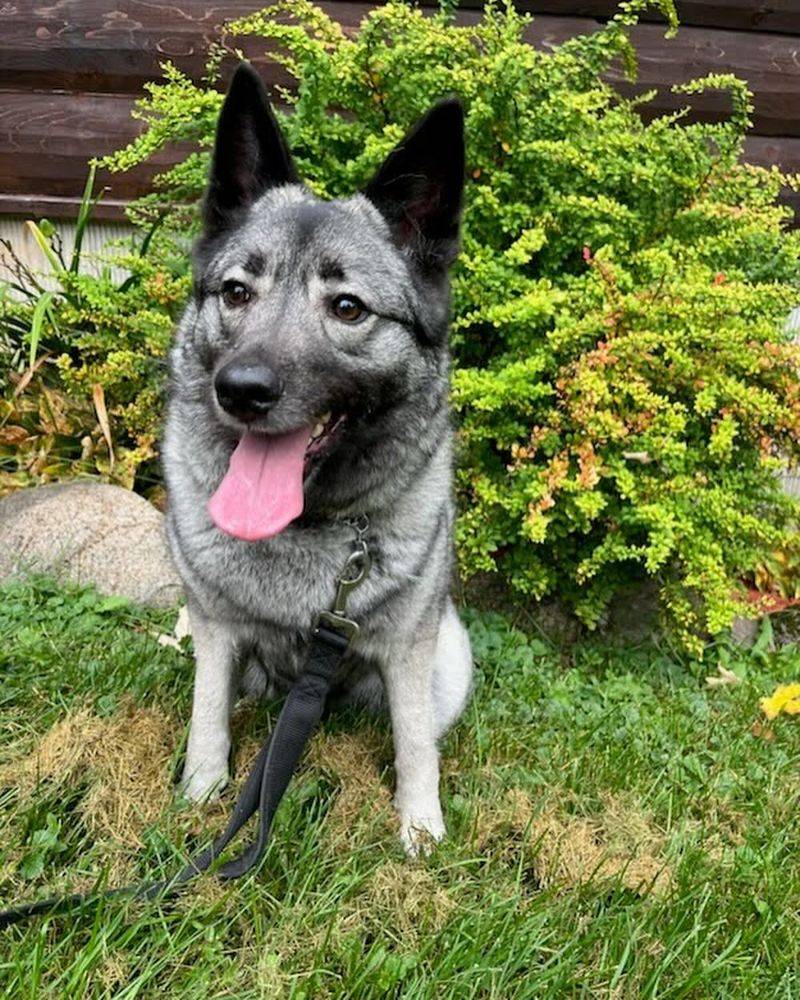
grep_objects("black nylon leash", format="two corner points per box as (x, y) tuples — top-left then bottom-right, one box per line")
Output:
(0, 519), (372, 930)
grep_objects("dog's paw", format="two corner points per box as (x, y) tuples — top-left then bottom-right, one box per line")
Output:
(398, 809), (446, 858)
(177, 763), (229, 805)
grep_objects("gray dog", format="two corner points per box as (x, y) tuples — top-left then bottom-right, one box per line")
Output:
(163, 63), (473, 854)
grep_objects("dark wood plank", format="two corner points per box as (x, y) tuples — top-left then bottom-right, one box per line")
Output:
(781, 191), (800, 222)
(521, 17), (800, 137)
(743, 135), (800, 224)
(0, 194), (134, 222)
(0, 1), (372, 92)
(0, 90), (187, 206)
(3, 2), (800, 99)
(2, 5), (800, 134)
(745, 134), (800, 173)
(2, 86), (798, 222)
(460, 1), (800, 35)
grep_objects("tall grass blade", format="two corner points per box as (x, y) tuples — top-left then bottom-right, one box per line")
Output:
(28, 291), (55, 369)
(71, 164), (99, 274)
(24, 222), (65, 277)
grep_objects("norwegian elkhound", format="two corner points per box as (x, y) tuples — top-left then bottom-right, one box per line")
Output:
(163, 62), (473, 853)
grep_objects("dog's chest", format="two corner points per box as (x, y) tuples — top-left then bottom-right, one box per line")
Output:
(238, 621), (379, 698)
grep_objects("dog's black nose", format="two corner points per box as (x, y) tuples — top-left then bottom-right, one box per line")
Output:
(214, 359), (283, 421)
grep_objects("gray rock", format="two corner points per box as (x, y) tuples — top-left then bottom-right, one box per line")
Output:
(731, 616), (760, 648)
(0, 482), (183, 608)
(605, 578), (661, 643)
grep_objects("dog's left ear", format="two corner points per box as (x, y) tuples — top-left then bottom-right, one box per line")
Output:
(364, 98), (465, 269)
(204, 62), (299, 234)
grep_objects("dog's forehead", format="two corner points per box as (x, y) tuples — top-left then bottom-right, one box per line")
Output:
(228, 190), (398, 277)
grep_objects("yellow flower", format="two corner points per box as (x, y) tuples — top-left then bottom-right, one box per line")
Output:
(760, 683), (800, 720)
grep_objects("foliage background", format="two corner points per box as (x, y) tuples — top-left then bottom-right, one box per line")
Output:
(2, 0), (800, 650)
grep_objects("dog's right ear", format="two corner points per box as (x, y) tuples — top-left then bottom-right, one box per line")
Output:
(204, 62), (298, 234)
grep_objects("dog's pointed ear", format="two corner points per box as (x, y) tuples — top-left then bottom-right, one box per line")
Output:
(204, 62), (299, 233)
(364, 98), (465, 269)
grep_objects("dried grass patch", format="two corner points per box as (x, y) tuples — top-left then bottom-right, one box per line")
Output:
(306, 729), (394, 843)
(95, 950), (133, 993)
(1, 699), (176, 854)
(477, 788), (672, 896)
(341, 860), (455, 946)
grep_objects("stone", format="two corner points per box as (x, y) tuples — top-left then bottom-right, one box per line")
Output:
(0, 482), (183, 608)
(731, 616), (760, 648)
(605, 578), (661, 643)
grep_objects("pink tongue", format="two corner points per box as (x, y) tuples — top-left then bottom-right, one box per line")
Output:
(208, 427), (311, 541)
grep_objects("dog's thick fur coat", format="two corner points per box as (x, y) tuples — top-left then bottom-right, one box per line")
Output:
(164, 63), (472, 852)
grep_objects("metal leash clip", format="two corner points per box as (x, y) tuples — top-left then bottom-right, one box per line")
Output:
(315, 516), (372, 643)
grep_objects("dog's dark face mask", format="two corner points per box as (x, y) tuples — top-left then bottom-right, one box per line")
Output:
(188, 63), (464, 541)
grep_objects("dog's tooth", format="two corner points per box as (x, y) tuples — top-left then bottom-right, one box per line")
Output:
(321, 411), (331, 424)
(312, 422), (324, 438)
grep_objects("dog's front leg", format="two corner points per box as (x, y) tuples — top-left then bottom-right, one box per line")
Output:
(178, 605), (236, 804)
(382, 634), (445, 856)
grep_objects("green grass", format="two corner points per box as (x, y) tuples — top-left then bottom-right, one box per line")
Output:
(0, 577), (799, 998)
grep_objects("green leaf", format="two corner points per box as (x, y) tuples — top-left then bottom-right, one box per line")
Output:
(95, 595), (131, 614)
(24, 221), (65, 277)
(752, 617), (774, 659)
(70, 163), (99, 273)
(27, 290), (56, 368)
(18, 851), (45, 880)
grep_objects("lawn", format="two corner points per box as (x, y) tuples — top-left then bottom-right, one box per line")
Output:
(0, 577), (798, 997)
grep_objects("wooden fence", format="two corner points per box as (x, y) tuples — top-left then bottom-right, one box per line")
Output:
(1, 1), (799, 221)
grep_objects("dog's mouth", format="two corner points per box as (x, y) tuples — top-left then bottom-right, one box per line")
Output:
(207, 408), (349, 542)
(305, 409), (347, 465)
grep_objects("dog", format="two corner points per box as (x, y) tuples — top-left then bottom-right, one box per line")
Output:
(162, 62), (473, 854)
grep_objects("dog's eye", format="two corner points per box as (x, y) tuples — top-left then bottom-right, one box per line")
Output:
(330, 294), (367, 324)
(221, 281), (252, 308)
